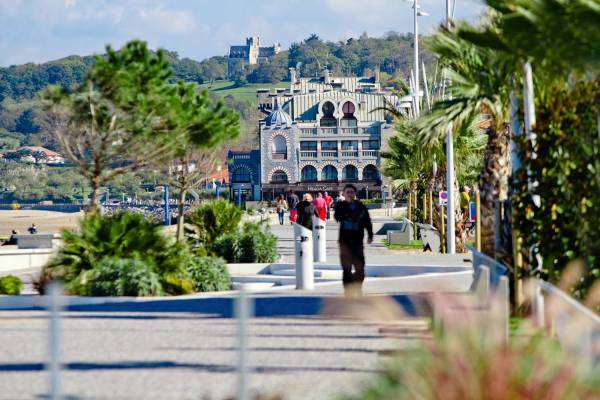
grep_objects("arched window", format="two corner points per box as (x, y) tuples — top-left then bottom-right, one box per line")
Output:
(322, 165), (338, 182)
(271, 135), (287, 160)
(343, 165), (358, 181)
(340, 101), (357, 128)
(320, 101), (337, 127)
(301, 165), (318, 182)
(232, 168), (251, 183)
(271, 170), (288, 183)
(362, 165), (379, 180)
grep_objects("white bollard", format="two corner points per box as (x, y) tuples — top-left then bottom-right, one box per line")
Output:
(294, 223), (314, 290)
(236, 285), (253, 400)
(47, 282), (63, 400)
(312, 215), (327, 263)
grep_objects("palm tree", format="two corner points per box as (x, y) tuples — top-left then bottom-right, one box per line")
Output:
(382, 118), (485, 251)
(415, 24), (515, 257)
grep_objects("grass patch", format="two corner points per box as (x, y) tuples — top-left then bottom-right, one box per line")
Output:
(198, 80), (285, 103)
(384, 239), (424, 250)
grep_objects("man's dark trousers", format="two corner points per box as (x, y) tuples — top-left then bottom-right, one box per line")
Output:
(339, 241), (365, 290)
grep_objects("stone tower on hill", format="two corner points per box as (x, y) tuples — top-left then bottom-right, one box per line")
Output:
(228, 36), (281, 78)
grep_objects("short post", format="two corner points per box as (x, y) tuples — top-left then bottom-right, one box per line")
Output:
(422, 192), (427, 222)
(47, 282), (63, 400)
(440, 204), (446, 253)
(312, 215), (326, 263)
(294, 223), (314, 290)
(498, 276), (510, 344)
(236, 285), (253, 400)
(475, 265), (490, 305)
(407, 191), (412, 221)
(475, 189), (481, 252)
(163, 185), (170, 226)
(428, 190), (433, 225)
(531, 281), (545, 328)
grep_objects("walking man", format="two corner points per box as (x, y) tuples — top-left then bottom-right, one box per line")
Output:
(334, 184), (373, 297)
(288, 190), (299, 224)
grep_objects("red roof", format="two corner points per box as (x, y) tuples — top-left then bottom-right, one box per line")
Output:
(18, 146), (64, 158)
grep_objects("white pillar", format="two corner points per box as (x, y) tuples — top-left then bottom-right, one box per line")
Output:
(413, 0), (420, 117)
(294, 223), (314, 290)
(47, 283), (63, 400)
(446, 124), (456, 254)
(312, 215), (326, 263)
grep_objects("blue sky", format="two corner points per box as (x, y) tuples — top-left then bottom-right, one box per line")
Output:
(0, 0), (485, 67)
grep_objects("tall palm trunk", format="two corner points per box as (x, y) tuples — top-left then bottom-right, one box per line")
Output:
(478, 124), (510, 256)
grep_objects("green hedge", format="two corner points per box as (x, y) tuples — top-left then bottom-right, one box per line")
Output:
(187, 256), (231, 292)
(0, 275), (24, 295)
(213, 221), (278, 263)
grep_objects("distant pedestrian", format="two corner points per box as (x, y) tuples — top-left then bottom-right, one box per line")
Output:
(27, 224), (37, 234)
(324, 191), (333, 220)
(296, 193), (318, 230)
(334, 184), (373, 297)
(288, 190), (300, 224)
(3, 230), (18, 246)
(275, 195), (288, 225)
(313, 192), (327, 221)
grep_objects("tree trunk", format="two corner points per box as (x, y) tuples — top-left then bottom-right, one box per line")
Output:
(89, 174), (101, 213)
(176, 188), (187, 242)
(479, 124), (511, 256)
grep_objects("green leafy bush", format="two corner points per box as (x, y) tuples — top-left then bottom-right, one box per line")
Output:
(238, 222), (278, 263)
(186, 256), (231, 292)
(68, 257), (164, 297)
(213, 221), (278, 263)
(186, 200), (242, 249)
(513, 80), (599, 299)
(213, 233), (240, 263)
(39, 211), (190, 296)
(0, 275), (24, 295)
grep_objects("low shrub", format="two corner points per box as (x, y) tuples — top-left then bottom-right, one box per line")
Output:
(213, 221), (278, 263)
(40, 211), (191, 296)
(238, 222), (278, 263)
(213, 233), (240, 263)
(0, 275), (24, 295)
(67, 257), (164, 297)
(186, 200), (243, 249)
(186, 256), (232, 292)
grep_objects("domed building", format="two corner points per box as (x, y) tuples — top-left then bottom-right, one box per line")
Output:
(228, 67), (411, 204)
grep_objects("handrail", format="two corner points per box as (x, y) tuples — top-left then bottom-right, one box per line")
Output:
(536, 279), (599, 323)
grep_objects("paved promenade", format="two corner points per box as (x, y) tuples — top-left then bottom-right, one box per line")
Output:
(0, 215), (473, 399)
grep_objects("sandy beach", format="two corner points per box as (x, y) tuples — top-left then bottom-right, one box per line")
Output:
(0, 210), (83, 235)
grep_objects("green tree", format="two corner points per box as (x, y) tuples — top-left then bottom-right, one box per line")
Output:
(163, 82), (239, 241)
(41, 41), (186, 210)
(415, 24), (515, 257)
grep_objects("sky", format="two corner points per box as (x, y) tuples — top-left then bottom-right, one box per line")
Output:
(0, 0), (486, 67)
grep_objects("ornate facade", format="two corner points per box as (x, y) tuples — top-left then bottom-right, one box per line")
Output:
(228, 68), (410, 202)
(257, 68), (400, 201)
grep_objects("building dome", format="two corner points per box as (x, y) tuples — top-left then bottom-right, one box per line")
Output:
(265, 104), (293, 127)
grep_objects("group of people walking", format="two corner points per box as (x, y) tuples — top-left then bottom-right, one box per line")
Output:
(275, 184), (373, 297)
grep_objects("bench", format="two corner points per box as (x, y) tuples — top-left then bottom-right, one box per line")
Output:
(14, 234), (54, 249)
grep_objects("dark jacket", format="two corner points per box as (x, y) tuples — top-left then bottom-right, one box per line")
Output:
(296, 200), (318, 230)
(334, 200), (373, 245)
(288, 194), (300, 210)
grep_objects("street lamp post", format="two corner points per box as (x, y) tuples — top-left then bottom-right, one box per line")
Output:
(445, 0), (456, 254)
(413, 0), (420, 117)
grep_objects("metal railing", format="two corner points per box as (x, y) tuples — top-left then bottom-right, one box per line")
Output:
(466, 245), (508, 290)
(299, 151), (318, 158)
(361, 150), (379, 157)
(530, 279), (600, 364)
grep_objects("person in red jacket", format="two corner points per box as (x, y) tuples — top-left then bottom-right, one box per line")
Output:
(323, 191), (334, 220)
(312, 192), (327, 221)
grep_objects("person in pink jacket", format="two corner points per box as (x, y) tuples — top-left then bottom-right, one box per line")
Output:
(312, 192), (327, 221)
